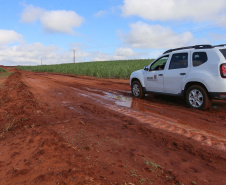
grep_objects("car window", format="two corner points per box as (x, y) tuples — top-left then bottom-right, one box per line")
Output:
(192, 52), (208, 67)
(169, 53), (188, 69)
(220, 49), (226, 59)
(150, 56), (169, 71)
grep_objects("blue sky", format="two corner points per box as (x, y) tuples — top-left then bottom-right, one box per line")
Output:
(1, 0), (226, 66)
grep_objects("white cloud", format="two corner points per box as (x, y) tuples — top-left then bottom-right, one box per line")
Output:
(41, 10), (84, 34)
(0, 42), (150, 65)
(115, 47), (136, 57)
(94, 10), (107, 17)
(91, 48), (139, 61)
(21, 4), (45, 23)
(94, 6), (121, 18)
(21, 5), (84, 34)
(92, 52), (112, 61)
(0, 43), (58, 65)
(0, 43), (65, 66)
(121, 0), (226, 21)
(0, 43), (91, 66)
(0, 30), (24, 45)
(119, 22), (194, 49)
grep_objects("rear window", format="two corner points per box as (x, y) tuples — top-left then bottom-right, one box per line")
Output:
(192, 52), (208, 67)
(220, 49), (226, 59)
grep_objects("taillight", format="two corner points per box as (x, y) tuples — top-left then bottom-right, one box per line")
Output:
(220, 63), (226, 78)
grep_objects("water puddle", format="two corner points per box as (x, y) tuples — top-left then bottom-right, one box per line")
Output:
(72, 87), (134, 108)
(104, 92), (133, 108)
(103, 92), (161, 115)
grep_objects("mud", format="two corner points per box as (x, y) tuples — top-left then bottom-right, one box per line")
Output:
(0, 69), (226, 185)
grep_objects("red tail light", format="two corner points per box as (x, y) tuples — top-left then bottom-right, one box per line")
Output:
(220, 63), (226, 78)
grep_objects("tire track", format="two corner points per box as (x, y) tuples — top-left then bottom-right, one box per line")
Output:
(106, 104), (226, 152)
(70, 86), (226, 152)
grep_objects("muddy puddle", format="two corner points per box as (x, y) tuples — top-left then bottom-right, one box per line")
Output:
(104, 92), (133, 108)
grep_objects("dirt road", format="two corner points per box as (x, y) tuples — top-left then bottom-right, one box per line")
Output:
(0, 69), (226, 185)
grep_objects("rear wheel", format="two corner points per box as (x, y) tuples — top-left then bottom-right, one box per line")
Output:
(131, 81), (144, 98)
(186, 85), (212, 110)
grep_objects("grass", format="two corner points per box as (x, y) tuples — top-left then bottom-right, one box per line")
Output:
(0, 68), (12, 88)
(17, 59), (154, 79)
(0, 67), (6, 73)
(0, 67), (12, 78)
(0, 71), (12, 77)
(143, 158), (163, 175)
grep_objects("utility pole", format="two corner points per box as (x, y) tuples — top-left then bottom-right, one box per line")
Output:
(73, 49), (76, 63)
(41, 58), (42, 65)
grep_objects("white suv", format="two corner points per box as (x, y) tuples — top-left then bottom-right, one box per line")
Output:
(130, 44), (226, 110)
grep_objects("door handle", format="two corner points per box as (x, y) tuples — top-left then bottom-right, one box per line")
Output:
(180, 73), (186, 75)
(158, 74), (163, 76)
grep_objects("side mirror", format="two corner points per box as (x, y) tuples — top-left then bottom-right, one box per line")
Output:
(144, 66), (149, 71)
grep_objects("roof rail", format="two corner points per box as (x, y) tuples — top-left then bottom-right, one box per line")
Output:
(214, 44), (226, 47)
(163, 44), (213, 54)
(163, 46), (193, 54)
(194, 45), (213, 49)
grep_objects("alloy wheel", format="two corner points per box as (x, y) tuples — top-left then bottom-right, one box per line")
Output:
(188, 89), (203, 108)
(132, 83), (140, 97)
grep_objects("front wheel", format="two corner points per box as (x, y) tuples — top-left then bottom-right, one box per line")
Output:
(131, 81), (144, 98)
(186, 85), (212, 110)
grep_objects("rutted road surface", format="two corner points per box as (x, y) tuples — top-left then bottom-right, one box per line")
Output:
(23, 71), (226, 151)
(0, 69), (226, 185)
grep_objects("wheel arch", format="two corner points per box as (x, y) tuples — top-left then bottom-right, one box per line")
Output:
(184, 81), (210, 98)
(130, 77), (144, 87)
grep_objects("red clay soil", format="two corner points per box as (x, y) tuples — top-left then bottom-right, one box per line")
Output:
(0, 69), (226, 185)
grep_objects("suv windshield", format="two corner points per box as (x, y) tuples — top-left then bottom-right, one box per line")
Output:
(220, 49), (226, 59)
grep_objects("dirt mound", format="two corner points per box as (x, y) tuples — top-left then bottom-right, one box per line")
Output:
(0, 72), (47, 135)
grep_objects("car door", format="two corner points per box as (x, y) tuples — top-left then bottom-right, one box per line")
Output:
(164, 52), (190, 94)
(144, 55), (170, 92)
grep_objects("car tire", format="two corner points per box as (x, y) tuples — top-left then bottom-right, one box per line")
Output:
(186, 85), (212, 110)
(131, 81), (144, 98)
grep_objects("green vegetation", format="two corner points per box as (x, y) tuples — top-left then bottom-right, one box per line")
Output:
(0, 68), (12, 78)
(0, 72), (12, 77)
(17, 59), (154, 79)
(0, 67), (6, 73)
(0, 68), (12, 89)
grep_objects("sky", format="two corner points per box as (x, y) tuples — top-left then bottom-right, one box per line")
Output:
(1, 0), (226, 66)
